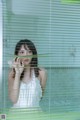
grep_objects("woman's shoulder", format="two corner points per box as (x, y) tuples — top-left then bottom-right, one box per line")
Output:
(39, 68), (47, 74)
(38, 68), (47, 82)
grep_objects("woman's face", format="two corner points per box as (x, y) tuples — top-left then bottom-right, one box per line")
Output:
(18, 45), (33, 66)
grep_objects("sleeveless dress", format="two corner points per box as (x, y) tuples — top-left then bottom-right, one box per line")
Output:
(12, 70), (42, 109)
(7, 70), (43, 120)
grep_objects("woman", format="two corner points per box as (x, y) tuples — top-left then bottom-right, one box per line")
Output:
(8, 39), (47, 109)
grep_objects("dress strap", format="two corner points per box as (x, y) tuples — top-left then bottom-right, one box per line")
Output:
(32, 69), (36, 81)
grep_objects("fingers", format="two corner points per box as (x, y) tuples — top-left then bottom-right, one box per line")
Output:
(10, 57), (24, 74)
(14, 57), (24, 67)
(13, 57), (19, 64)
(12, 57), (19, 68)
(21, 61), (24, 67)
(12, 57), (24, 68)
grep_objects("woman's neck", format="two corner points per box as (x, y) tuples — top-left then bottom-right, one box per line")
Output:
(21, 67), (33, 83)
(24, 66), (33, 78)
(24, 66), (31, 72)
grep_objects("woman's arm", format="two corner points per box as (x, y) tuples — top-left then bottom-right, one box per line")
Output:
(8, 58), (24, 103)
(8, 69), (21, 103)
(39, 68), (47, 96)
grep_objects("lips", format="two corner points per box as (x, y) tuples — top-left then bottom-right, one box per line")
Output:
(24, 59), (29, 62)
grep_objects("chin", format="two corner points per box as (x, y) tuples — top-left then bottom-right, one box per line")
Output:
(24, 62), (30, 66)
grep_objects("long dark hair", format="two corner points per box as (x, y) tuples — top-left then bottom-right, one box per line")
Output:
(13, 39), (39, 79)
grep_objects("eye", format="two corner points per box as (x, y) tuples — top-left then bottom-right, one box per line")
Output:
(28, 50), (32, 53)
(19, 51), (24, 54)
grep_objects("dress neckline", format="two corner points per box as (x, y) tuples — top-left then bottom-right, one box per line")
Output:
(21, 69), (35, 85)
(21, 79), (33, 85)
(20, 69), (40, 85)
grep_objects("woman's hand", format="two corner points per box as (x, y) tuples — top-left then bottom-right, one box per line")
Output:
(12, 57), (24, 75)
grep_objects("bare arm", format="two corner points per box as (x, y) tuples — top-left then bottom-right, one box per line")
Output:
(39, 68), (47, 96)
(8, 58), (24, 104)
(8, 69), (21, 103)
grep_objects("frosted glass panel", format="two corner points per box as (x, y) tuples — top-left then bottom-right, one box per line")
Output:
(12, 0), (49, 16)
(10, 0), (80, 67)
